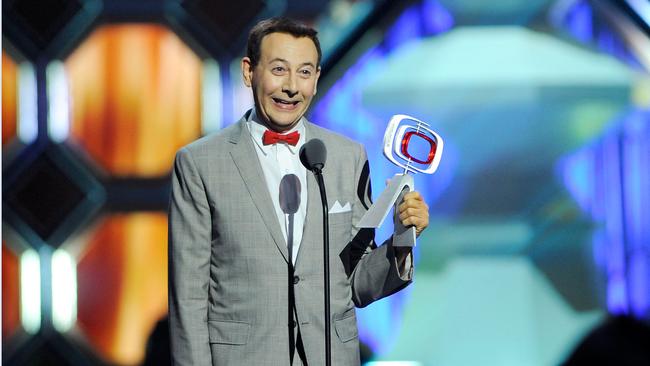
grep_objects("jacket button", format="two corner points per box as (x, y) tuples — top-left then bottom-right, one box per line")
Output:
(293, 275), (300, 284)
(289, 320), (296, 328)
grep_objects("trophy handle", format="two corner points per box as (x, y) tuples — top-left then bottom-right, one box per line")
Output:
(357, 174), (416, 247)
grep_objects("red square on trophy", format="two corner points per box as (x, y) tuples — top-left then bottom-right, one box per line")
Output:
(384, 114), (443, 174)
(401, 131), (437, 165)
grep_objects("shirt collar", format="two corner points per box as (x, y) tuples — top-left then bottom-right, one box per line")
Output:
(246, 109), (305, 155)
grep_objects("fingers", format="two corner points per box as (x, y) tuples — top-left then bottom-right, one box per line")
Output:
(398, 191), (428, 213)
(397, 191), (429, 236)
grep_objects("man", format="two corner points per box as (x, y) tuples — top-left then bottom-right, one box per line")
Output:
(168, 17), (429, 366)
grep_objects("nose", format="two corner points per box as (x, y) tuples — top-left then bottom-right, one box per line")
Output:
(282, 74), (298, 98)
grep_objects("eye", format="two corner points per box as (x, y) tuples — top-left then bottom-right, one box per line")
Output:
(299, 69), (312, 77)
(271, 66), (286, 74)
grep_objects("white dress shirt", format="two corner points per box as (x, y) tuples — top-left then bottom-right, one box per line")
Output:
(247, 111), (308, 266)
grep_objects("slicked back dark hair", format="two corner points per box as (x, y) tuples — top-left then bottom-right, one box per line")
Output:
(246, 17), (322, 68)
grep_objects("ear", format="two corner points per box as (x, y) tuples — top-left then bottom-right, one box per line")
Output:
(241, 57), (253, 87)
(313, 66), (321, 95)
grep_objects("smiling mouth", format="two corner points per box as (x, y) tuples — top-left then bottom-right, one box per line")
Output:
(272, 97), (300, 108)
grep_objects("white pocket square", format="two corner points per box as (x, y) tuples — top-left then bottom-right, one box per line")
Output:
(328, 200), (351, 214)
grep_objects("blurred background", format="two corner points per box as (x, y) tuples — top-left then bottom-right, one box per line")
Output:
(2, 0), (649, 365)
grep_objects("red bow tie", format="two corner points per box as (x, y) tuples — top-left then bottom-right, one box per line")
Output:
(262, 130), (300, 146)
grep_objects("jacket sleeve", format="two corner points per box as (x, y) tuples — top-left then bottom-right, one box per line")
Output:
(168, 147), (212, 366)
(348, 146), (413, 308)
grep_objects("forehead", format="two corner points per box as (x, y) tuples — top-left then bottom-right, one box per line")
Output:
(259, 32), (318, 64)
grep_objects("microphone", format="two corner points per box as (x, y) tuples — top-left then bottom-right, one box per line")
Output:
(300, 138), (332, 366)
(300, 139), (327, 173)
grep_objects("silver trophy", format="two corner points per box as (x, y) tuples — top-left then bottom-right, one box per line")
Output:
(357, 114), (443, 247)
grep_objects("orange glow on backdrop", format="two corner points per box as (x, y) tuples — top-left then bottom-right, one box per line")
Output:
(76, 213), (168, 365)
(2, 243), (20, 341)
(2, 51), (18, 145)
(65, 24), (203, 177)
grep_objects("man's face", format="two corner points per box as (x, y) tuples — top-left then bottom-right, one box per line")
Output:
(242, 32), (320, 132)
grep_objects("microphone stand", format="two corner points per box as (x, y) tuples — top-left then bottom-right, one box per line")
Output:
(279, 174), (302, 365)
(312, 167), (331, 366)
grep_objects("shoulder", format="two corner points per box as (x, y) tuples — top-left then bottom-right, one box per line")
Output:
(305, 121), (365, 160)
(177, 121), (243, 160)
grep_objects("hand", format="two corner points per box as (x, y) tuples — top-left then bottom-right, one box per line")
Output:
(398, 191), (429, 237)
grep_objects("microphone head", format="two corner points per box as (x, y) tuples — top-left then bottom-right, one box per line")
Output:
(300, 139), (327, 172)
(279, 174), (301, 214)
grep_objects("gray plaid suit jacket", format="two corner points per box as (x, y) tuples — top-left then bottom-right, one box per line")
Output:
(168, 111), (413, 365)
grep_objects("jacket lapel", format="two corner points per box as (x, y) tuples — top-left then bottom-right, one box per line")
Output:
(295, 121), (325, 267)
(228, 117), (289, 262)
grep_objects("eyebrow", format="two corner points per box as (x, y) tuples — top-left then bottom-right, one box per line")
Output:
(268, 58), (316, 68)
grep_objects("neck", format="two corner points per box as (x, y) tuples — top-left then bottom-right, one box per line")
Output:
(251, 109), (302, 133)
